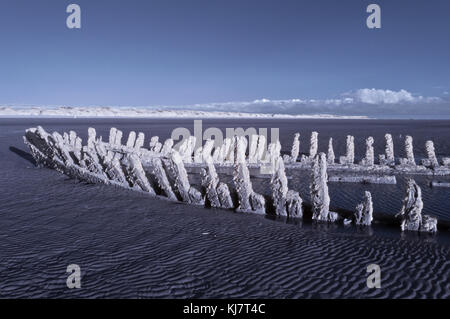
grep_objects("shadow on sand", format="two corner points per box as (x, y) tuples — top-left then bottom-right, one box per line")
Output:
(9, 146), (36, 165)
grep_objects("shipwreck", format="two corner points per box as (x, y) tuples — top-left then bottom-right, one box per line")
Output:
(24, 127), (447, 233)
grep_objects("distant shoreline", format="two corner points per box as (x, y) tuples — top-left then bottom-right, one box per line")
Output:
(0, 107), (368, 120)
(1, 107), (449, 120)
(1, 115), (449, 120)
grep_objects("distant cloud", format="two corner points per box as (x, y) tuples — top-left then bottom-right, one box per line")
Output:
(165, 88), (446, 117)
(350, 88), (417, 104)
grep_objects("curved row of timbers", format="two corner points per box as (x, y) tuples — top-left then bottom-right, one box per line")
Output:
(24, 126), (440, 233)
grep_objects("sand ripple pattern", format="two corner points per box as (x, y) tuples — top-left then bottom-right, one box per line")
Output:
(0, 177), (449, 298)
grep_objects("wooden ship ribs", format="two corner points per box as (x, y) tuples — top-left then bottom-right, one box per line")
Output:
(24, 126), (449, 233)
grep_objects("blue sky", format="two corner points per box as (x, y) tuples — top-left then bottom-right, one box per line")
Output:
(0, 0), (449, 116)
